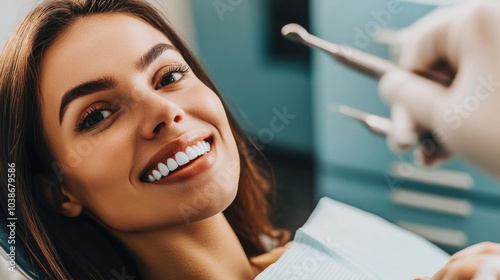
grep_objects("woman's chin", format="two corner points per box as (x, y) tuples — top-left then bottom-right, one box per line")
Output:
(177, 184), (239, 225)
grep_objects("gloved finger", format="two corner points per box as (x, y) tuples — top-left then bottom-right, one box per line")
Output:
(387, 104), (417, 153)
(379, 69), (447, 130)
(391, 5), (457, 71)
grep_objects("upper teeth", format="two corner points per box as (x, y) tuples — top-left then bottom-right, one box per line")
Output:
(146, 140), (211, 182)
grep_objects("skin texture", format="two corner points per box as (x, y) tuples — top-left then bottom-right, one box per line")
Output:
(38, 13), (257, 279)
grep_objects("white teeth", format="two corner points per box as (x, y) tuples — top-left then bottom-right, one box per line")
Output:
(158, 162), (169, 176)
(193, 145), (202, 156)
(175, 152), (189, 166)
(186, 147), (198, 160)
(152, 170), (162, 180)
(148, 175), (156, 182)
(145, 140), (212, 182)
(167, 158), (178, 171)
(196, 142), (206, 155)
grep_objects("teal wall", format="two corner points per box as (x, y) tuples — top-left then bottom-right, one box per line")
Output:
(189, 0), (312, 154)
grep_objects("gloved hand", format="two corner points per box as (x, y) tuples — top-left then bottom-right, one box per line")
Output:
(413, 242), (500, 280)
(378, 0), (500, 177)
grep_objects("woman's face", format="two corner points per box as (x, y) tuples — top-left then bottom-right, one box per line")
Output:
(39, 14), (240, 231)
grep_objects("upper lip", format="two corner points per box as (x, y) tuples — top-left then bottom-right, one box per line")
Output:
(139, 131), (212, 181)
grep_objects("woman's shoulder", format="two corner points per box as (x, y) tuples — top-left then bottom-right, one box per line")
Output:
(249, 241), (293, 275)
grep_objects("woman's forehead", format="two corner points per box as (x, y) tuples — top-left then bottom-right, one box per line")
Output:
(41, 13), (174, 72)
(39, 14), (173, 94)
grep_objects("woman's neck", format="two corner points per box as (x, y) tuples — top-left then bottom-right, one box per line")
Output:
(112, 213), (256, 280)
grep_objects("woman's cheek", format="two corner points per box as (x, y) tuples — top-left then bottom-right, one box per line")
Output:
(62, 137), (125, 192)
(188, 82), (226, 120)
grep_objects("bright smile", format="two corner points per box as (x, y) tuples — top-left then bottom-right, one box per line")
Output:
(141, 136), (215, 183)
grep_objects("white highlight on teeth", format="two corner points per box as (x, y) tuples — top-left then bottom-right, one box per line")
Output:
(193, 145), (202, 156)
(146, 140), (212, 182)
(152, 170), (162, 180)
(158, 162), (169, 176)
(186, 147), (198, 160)
(175, 152), (189, 166)
(197, 142), (206, 154)
(167, 158), (178, 171)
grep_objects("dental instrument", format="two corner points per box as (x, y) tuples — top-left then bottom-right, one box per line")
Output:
(331, 105), (391, 136)
(282, 23), (449, 156)
(281, 23), (453, 86)
(330, 104), (445, 157)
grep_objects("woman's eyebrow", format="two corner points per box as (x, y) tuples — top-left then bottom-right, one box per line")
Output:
(59, 43), (178, 125)
(59, 76), (117, 125)
(135, 43), (178, 71)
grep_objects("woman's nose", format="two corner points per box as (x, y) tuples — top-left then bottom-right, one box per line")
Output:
(136, 93), (185, 140)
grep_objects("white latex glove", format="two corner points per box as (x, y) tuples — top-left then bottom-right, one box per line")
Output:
(378, 0), (500, 177)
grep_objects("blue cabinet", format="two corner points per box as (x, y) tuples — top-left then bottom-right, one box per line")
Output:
(312, 0), (500, 254)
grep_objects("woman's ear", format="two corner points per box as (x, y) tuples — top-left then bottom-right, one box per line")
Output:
(36, 173), (83, 218)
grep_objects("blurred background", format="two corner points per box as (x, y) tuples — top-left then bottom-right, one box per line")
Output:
(3, 0), (500, 262)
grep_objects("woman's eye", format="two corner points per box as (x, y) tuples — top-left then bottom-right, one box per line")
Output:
(86, 110), (112, 127)
(76, 107), (116, 132)
(157, 72), (184, 89)
(154, 64), (190, 90)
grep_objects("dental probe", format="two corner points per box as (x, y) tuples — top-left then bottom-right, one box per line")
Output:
(281, 23), (453, 86)
(331, 105), (391, 136)
(331, 104), (446, 157)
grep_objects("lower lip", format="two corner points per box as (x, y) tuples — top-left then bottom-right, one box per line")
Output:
(146, 141), (217, 185)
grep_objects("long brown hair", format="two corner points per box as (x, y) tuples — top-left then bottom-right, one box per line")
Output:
(0, 0), (289, 279)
